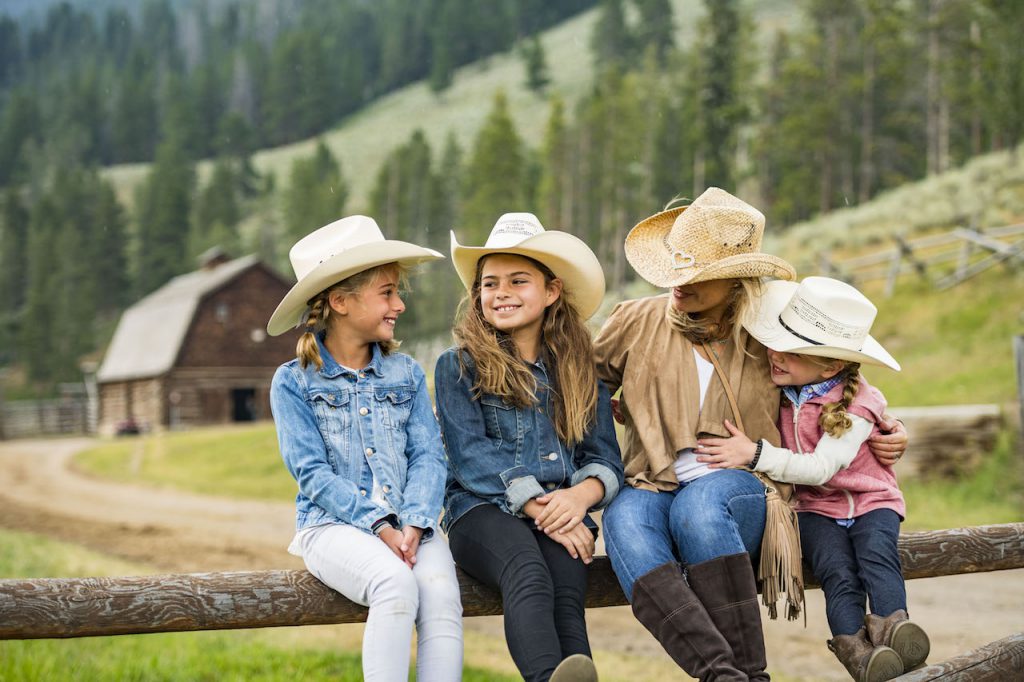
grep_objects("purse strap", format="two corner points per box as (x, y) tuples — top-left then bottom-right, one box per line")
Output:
(701, 342), (744, 433)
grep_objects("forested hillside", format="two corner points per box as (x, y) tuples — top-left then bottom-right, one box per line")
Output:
(0, 0), (1022, 395)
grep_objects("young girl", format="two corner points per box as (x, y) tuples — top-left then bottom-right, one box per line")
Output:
(435, 213), (624, 682)
(695, 276), (930, 682)
(266, 215), (463, 682)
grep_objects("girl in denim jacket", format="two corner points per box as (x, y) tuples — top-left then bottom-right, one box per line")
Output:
(696, 277), (929, 682)
(267, 216), (463, 682)
(435, 213), (624, 682)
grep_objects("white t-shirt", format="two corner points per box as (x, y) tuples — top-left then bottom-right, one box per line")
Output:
(673, 349), (716, 483)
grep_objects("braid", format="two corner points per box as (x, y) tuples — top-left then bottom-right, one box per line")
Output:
(819, 362), (862, 438)
(296, 295), (329, 369)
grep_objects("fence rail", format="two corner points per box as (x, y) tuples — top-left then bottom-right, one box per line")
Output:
(1, 522), (1021, 641)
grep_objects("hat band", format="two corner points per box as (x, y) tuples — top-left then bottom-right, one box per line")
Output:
(778, 314), (864, 352)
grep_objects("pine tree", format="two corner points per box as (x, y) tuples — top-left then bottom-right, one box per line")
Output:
(521, 36), (551, 94)
(283, 141), (348, 241)
(538, 97), (571, 230)
(135, 139), (196, 295)
(701, 0), (747, 189)
(591, 0), (632, 69)
(462, 91), (526, 241)
(191, 159), (241, 258)
(0, 188), (29, 361)
(633, 0), (675, 65)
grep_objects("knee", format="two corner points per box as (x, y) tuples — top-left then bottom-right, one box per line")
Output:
(500, 555), (553, 601)
(416, 570), (463, 617)
(368, 564), (420, 612)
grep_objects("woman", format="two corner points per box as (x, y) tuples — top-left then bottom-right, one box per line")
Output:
(592, 188), (906, 681)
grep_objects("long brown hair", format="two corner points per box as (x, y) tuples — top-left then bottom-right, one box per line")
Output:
(296, 263), (408, 369)
(452, 254), (598, 445)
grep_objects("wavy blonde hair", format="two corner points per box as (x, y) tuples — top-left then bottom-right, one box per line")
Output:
(452, 254), (598, 445)
(296, 263), (409, 369)
(788, 355), (862, 438)
(665, 277), (764, 346)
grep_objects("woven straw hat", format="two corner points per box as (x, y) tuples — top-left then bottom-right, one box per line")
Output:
(451, 212), (605, 320)
(267, 215), (442, 336)
(625, 187), (795, 288)
(743, 277), (900, 370)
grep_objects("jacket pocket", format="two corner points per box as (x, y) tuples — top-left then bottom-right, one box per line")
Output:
(374, 388), (414, 431)
(309, 390), (351, 467)
(481, 395), (517, 445)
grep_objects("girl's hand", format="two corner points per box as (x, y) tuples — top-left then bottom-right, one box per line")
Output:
(868, 414), (907, 466)
(399, 526), (424, 567)
(551, 523), (596, 564)
(378, 527), (409, 566)
(534, 478), (603, 535)
(695, 419), (758, 469)
(610, 398), (625, 425)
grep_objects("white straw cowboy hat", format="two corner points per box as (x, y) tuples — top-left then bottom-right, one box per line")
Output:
(267, 215), (443, 336)
(451, 212), (606, 320)
(625, 187), (795, 288)
(743, 277), (900, 370)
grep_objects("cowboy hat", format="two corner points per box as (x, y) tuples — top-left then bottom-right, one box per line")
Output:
(625, 187), (795, 288)
(450, 213), (605, 320)
(742, 277), (900, 370)
(267, 215), (443, 336)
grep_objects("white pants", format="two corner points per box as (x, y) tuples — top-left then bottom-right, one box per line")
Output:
(295, 523), (464, 681)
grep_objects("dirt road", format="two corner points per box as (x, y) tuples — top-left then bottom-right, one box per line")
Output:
(0, 438), (1021, 681)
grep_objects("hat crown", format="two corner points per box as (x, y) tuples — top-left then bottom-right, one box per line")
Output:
(666, 187), (765, 267)
(482, 212), (546, 249)
(780, 277), (877, 351)
(289, 215), (385, 281)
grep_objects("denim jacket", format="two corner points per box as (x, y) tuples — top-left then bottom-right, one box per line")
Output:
(434, 347), (624, 533)
(270, 335), (447, 540)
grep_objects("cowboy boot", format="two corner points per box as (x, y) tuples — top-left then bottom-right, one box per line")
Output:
(687, 552), (770, 681)
(549, 654), (598, 682)
(630, 561), (746, 681)
(828, 627), (903, 682)
(865, 609), (930, 671)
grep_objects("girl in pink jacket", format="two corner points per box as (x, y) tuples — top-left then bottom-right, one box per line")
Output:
(695, 277), (930, 682)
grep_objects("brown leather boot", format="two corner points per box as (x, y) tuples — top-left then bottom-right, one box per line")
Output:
(687, 553), (770, 681)
(828, 627), (904, 682)
(630, 561), (746, 681)
(865, 609), (930, 671)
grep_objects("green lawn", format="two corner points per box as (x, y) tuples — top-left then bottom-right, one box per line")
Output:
(0, 528), (515, 682)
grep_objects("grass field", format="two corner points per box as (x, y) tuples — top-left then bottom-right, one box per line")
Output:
(0, 527), (516, 682)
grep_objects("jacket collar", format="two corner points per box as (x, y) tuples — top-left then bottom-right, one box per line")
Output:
(315, 332), (385, 378)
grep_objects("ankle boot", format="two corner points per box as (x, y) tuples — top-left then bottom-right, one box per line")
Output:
(630, 562), (746, 681)
(865, 609), (930, 671)
(828, 627), (904, 682)
(687, 552), (770, 681)
(549, 654), (598, 682)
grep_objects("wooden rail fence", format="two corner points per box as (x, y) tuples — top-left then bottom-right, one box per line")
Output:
(1, 522), (1021, 641)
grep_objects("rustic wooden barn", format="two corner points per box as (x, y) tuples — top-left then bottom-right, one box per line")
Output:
(96, 252), (297, 435)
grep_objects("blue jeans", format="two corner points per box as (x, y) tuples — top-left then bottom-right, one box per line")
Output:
(799, 508), (907, 637)
(603, 469), (767, 601)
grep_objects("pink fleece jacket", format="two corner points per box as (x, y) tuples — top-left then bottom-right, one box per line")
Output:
(780, 378), (906, 520)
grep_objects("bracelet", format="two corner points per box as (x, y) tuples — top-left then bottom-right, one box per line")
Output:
(747, 440), (763, 471)
(371, 514), (399, 535)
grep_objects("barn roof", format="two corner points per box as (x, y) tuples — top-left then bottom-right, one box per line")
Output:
(97, 255), (270, 383)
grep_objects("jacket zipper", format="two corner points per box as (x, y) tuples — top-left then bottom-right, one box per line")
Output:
(795, 401), (855, 519)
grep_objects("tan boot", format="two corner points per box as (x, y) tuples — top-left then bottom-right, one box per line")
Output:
(687, 553), (770, 681)
(828, 627), (904, 682)
(630, 562), (746, 681)
(865, 609), (930, 671)
(549, 654), (598, 682)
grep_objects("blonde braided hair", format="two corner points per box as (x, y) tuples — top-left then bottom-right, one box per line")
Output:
(819, 362), (862, 438)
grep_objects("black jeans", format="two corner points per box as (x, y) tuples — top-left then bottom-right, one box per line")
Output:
(448, 503), (591, 682)
(800, 508), (907, 636)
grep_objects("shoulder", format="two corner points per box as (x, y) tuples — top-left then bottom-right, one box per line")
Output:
(382, 351), (424, 383)
(436, 346), (474, 376)
(610, 294), (668, 319)
(850, 377), (888, 417)
(596, 294), (668, 341)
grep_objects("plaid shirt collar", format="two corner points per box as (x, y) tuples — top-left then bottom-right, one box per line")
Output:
(782, 375), (844, 407)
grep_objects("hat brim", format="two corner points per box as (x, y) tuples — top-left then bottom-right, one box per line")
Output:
(451, 231), (606, 320)
(624, 206), (796, 287)
(743, 281), (901, 371)
(267, 241), (443, 336)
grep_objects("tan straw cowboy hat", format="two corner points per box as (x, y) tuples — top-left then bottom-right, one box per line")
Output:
(743, 277), (900, 370)
(451, 212), (606, 320)
(267, 215), (443, 336)
(625, 187), (795, 288)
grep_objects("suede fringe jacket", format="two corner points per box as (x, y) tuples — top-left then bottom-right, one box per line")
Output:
(593, 294), (782, 491)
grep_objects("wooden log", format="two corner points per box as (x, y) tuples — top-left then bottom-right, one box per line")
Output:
(1, 523), (1022, 640)
(893, 404), (1003, 480)
(892, 632), (1024, 681)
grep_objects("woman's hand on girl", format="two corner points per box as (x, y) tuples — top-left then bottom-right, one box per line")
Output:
(868, 414), (908, 466)
(695, 419), (757, 468)
(552, 523), (596, 564)
(533, 479), (604, 535)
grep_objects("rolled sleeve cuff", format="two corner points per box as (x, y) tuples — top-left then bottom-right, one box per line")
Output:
(398, 512), (437, 541)
(502, 471), (546, 515)
(571, 463), (620, 510)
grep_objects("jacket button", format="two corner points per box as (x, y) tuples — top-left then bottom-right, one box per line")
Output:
(547, 452), (558, 461)
(382, 485), (390, 493)
(359, 372), (366, 378)
(359, 489), (367, 496)
(359, 407), (369, 416)
(545, 482), (557, 490)
(365, 448), (373, 456)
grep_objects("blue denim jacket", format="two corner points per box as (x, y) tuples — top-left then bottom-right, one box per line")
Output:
(270, 335), (447, 539)
(434, 347), (624, 533)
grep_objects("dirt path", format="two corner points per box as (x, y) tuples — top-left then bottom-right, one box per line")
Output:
(0, 437), (1021, 681)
